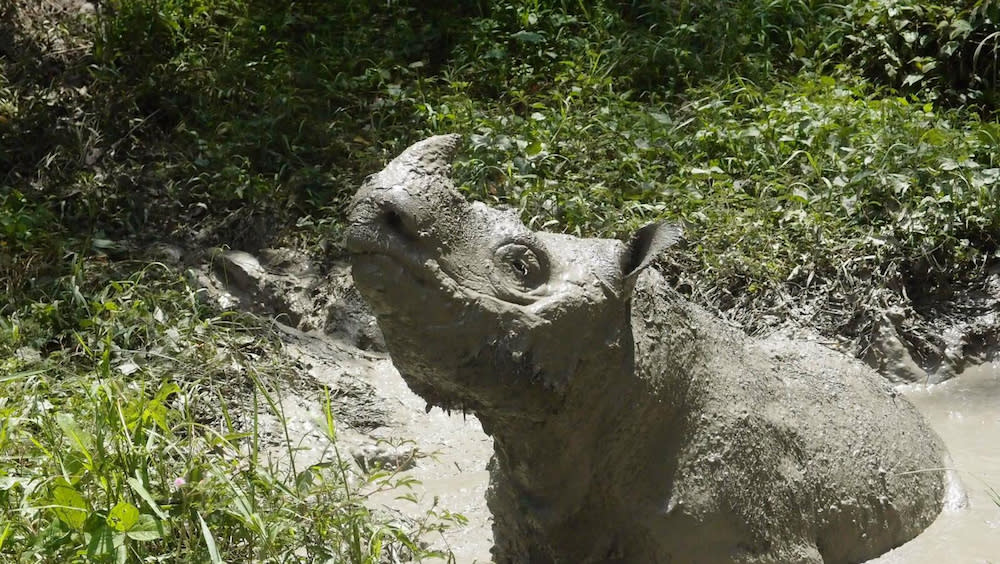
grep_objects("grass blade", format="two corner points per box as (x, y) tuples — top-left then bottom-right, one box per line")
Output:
(199, 512), (224, 564)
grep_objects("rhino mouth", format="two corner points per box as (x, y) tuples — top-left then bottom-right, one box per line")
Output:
(349, 245), (484, 336)
(350, 245), (566, 423)
(349, 252), (437, 314)
(348, 247), (418, 280)
(346, 210), (430, 279)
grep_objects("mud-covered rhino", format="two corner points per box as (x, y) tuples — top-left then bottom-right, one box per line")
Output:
(346, 135), (952, 563)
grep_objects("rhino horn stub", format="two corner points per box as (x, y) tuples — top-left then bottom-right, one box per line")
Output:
(389, 134), (462, 179)
(368, 134), (462, 192)
(348, 134), (462, 216)
(346, 134), (468, 253)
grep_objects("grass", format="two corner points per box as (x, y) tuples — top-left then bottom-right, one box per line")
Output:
(2, 0), (1000, 560)
(0, 262), (462, 562)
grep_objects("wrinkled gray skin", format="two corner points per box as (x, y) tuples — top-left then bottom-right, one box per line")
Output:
(346, 135), (947, 563)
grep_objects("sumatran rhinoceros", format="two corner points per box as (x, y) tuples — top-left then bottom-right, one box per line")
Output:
(345, 135), (954, 563)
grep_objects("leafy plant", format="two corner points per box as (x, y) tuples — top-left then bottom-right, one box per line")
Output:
(837, 0), (1000, 104)
(0, 265), (461, 562)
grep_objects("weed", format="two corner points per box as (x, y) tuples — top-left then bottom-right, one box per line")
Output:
(837, 0), (1000, 104)
(0, 264), (461, 562)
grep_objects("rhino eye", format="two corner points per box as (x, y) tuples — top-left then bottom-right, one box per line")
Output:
(494, 243), (547, 291)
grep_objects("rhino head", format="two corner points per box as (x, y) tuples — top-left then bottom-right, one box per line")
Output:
(346, 135), (680, 427)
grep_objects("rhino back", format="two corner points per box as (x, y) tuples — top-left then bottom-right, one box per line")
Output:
(626, 269), (945, 562)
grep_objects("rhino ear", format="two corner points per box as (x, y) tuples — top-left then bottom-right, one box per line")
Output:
(621, 221), (682, 292)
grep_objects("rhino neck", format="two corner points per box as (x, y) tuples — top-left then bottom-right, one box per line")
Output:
(482, 340), (640, 554)
(483, 274), (709, 556)
(483, 302), (702, 542)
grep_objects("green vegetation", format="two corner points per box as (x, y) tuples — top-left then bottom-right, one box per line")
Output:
(3, 1), (998, 299)
(0, 262), (461, 561)
(2, 0), (999, 560)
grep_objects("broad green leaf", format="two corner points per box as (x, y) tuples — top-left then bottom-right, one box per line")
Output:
(50, 478), (88, 530)
(55, 413), (93, 461)
(126, 514), (167, 541)
(793, 37), (806, 57)
(648, 111), (671, 124)
(689, 166), (725, 178)
(143, 399), (169, 433)
(978, 123), (1000, 146)
(107, 501), (140, 532)
(154, 381), (181, 403)
(511, 30), (542, 43)
(950, 19), (973, 38)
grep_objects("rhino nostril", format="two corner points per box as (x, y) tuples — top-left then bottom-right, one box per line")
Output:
(384, 209), (404, 231)
(380, 204), (419, 240)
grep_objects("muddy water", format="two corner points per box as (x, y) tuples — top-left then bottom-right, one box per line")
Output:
(394, 363), (1000, 564)
(354, 359), (495, 563)
(873, 363), (1000, 563)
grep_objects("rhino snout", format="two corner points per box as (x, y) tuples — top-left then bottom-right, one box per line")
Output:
(377, 198), (423, 242)
(346, 188), (428, 255)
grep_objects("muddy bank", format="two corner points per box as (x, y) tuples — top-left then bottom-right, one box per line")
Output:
(162, 241), (998, 561)
(662, 253), (1000, 385)
(266, 324), (495, 563)
(149, 243), (495, 560)
(191, 241), (1000, 386)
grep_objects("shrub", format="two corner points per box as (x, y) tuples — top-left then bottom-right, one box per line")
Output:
(836, 0), (1000, 105)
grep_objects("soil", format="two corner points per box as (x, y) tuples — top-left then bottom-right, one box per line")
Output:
(265, 324), (495, 563)
(660, 252), (1000, 386)
(182, 241), (999, 562)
